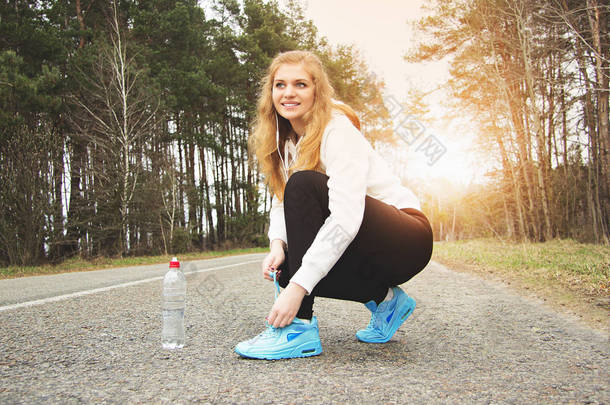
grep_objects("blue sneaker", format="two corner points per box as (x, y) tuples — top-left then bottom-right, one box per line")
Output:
(234, 271), (322, 360)
(356, 286), (416, 343)
(234, 317), (323, 360)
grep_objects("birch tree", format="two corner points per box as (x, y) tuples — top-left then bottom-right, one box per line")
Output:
(71, 1), (158, 255)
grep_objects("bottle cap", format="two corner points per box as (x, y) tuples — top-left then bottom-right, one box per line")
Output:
(169, 257), (180, 268)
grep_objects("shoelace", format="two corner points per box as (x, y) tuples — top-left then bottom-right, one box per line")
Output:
(367, 311), (382, 330)
(260, 270), (282, 335)
(259, 325), (279, 338)
(245, 270), (284, 343)
(367, 302), (389, 330)
(271, 270), (281, 300)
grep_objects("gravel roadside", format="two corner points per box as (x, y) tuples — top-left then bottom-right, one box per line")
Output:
(0, 259), (607, 404)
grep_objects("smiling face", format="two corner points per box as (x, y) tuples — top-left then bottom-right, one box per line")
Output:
(272, 63), (315, 136)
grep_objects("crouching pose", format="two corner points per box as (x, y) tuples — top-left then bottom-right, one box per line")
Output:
(236, 50), (433, 360)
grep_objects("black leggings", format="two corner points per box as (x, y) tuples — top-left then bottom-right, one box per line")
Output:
(277, 170), (433, 319)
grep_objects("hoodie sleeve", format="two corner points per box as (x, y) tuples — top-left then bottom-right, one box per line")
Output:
(289, 116), (369, 294)
(268, 194), (287, 247)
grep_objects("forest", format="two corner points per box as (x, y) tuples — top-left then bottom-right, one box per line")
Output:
(411, 0), (609, 245)
(0, 0), (608, 267)
(0, 0), (391, 265)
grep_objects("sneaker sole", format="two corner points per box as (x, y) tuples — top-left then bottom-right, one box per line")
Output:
(356, 294), (416, 343)
(235, 339), (323, 360)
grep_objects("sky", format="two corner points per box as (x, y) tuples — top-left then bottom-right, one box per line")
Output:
(304, 0), (441, 99)
(301, 0), (483, 186)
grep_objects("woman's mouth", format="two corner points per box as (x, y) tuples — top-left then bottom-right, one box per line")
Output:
(282, 102), (300, 108)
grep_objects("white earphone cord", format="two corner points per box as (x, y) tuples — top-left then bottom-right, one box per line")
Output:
(275, 113), (290, 181)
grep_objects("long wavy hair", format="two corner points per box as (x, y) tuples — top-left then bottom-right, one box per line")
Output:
(249, 50), (360, 201)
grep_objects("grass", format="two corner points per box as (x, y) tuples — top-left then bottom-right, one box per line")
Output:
(433, 238), (610, 330)
(0, 247), (268, 279)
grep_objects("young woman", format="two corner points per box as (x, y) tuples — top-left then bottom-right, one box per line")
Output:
(235, 50), (433, 360)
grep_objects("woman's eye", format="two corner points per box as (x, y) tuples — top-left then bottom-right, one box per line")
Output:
(275, 83), (285, 88)
(297, 82), (306, 88)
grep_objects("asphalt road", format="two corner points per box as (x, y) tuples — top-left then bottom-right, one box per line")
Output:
(0, 254), (608, 404)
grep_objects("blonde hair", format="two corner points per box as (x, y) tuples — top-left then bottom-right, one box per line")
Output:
(249, 50), (360, 201)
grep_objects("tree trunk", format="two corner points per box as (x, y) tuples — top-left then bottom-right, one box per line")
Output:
(200, 144), (215, 248)
(65, 137), (86, 257)
(586, 0), (610, 242)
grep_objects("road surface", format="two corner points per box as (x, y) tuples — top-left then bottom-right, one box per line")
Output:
(0, 254), (608, 404)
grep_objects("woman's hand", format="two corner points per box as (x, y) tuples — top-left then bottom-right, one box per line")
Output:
(262, 239), (285, 281)
(267, 282), (307, 328)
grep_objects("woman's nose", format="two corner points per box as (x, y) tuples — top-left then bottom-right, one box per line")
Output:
(284, 84), (296, 96)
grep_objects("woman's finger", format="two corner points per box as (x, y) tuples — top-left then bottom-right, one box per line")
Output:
(267, 310), (277, 326)
(263, 268), (278, 281)
(262, 267), (271, 280)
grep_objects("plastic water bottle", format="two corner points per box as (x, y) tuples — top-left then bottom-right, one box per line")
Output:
(162, 257), (186, 349)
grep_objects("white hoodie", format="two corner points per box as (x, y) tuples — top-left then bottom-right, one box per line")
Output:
(268, 111), (421, 294)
